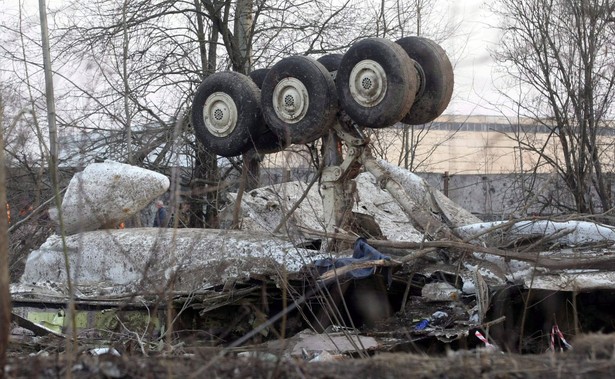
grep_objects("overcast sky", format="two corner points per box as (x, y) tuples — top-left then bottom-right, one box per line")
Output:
(442, 0), (508, 117)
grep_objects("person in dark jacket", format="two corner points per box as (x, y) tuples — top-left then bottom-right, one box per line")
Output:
(153, 200), (168, 227)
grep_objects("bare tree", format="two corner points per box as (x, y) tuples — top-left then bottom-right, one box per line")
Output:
(2, 0), (462, 233)
(46, 0), (368, 225)
(0, 6), (59, 282)
(492, 0), (615, 214)
(46, 0), (222, 225)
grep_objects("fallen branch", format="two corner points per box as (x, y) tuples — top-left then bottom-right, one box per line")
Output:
(299, 226), (615, 271)
(481, 315), (506, 329)
(8, 188), (66, 233)
(317, 259), (400, 282)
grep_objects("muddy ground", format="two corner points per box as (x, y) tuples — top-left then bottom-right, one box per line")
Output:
(6, 333), (615, 378)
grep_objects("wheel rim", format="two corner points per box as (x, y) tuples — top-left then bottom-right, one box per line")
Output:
(348, 59), (387, 107)
(272, 77), (309, 124)
(203, 92), (238, 137)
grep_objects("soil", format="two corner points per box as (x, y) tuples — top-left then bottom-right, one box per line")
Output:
(5, 333), (615, 378)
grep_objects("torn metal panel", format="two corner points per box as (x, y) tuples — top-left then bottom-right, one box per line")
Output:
(374, 159), (482, 227)
(10, 281), (272, 340)
(421, 282), (461, 302)
(265, 329), (379, 356)
(11, 306), (163, 336)
(19, 228), (331, 295)
(362, 157), (457, 240)
(457, 220), (615, 246)
(11, 312), (66, 338)
(522, 270), (615, 292)
(224, 157), (482, 245)
(467, 246), (615, 291)
(226, 174), (426, 243)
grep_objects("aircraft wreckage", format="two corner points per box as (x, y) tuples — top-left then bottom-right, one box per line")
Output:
(11, 36), (615, 355)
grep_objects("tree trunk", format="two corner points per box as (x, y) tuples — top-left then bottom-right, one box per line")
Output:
(189, 141), (219, 228)
(233, 0), (253, 73)
(188, 0), (220, 228)
(0, 91), (11, 379)
(244, 150), (262, 191)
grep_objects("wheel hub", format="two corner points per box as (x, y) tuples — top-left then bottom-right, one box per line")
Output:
(348, 59), (387, 107)
(272, 77), (309, 124)
(203, 92), (238, 137)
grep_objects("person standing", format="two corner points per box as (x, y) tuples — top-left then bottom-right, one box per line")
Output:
(153, 200), (168, 227)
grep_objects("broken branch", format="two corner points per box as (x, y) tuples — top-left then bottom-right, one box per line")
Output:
(299, 227), (615, 271)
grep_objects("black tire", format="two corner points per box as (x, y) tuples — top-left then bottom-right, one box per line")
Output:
(317, 54), (344, 78)
(249, 68), (269, 89)
(248, 68), (289, 154)
(191, 71), (263, 157)
(261, 56), (338, 145)
(336, 38), (418, 129)
(396, 36), (454, 125)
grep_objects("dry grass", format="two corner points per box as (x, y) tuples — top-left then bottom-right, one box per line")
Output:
(5, 334), (615, 378)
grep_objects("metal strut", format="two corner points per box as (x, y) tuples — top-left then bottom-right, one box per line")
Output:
(320, 112), (455, 252)
(319, 112), (368, 251)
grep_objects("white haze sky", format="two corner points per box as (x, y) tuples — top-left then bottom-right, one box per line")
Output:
(442, 0), (508, 116)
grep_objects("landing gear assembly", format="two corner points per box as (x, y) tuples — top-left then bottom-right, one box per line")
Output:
(190, 36), (454, 249)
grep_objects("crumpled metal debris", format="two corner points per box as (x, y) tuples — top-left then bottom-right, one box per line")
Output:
(421, 282), (461, 302)
(268, 329), (379, 357)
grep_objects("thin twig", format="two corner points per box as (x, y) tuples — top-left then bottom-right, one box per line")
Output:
(8, 189), (66, 233)
(273, 163), (324, 234)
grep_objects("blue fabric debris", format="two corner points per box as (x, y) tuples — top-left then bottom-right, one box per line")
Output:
(313, 238), (392, 286)
(415, 319), (430, 331)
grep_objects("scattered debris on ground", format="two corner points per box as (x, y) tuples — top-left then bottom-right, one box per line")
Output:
(8, 160), (615, 377)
